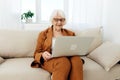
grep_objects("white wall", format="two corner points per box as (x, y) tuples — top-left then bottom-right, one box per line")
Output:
(102, 0), (120, 43)
(69, 0), (103, 26)
(0, 0), (21, 29)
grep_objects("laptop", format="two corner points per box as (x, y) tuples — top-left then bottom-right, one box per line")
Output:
(51, 36), (94, 58)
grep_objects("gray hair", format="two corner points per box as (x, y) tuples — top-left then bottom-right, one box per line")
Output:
(50, 9), (66, 22)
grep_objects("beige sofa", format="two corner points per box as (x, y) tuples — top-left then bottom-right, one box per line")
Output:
(0, 27), (120, 80)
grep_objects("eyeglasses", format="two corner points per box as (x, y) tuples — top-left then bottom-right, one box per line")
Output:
(53, 18), (65, 22)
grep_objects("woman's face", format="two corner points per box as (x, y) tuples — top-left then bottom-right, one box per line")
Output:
(52, 14), (65, 30)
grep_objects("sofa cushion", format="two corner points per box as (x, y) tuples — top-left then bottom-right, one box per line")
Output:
(0, 30), (40, 58)
(87, 41), (120, 71)
(0, 58), (51, 80)
(82, 57), (120, 80)
(76, 27), (103, 53)
(0, 57), (4, 64)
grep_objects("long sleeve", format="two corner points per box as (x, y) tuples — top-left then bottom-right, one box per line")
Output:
(31, 31), (45, 67)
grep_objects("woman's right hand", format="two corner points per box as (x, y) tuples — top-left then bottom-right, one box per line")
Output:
(42, 51), (52, 61)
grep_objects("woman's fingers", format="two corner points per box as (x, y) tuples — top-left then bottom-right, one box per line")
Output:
(42, 51), (52, 61)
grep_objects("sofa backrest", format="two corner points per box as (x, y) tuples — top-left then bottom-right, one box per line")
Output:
(0, 27), (103, 58)
(76, 27), (103, 53)
(0, 30), (40, 58)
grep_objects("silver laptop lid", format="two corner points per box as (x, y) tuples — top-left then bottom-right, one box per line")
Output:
(52, 36), (94, 57)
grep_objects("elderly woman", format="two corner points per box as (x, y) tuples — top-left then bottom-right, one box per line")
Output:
(31, 10), (83, 80)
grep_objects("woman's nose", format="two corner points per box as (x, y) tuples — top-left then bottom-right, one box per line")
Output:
(57, 20), (62, 23)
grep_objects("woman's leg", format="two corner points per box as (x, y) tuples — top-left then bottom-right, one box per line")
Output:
(69, 56), (83, 80)
(41, 57), (71, 80)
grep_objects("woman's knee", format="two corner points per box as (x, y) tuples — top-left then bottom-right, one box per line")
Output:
(56, 57), (71, 68)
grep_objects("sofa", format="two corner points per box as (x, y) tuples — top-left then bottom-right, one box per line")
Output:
(0, 27), (120, 80)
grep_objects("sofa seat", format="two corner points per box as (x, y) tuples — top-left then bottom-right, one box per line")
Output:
(0, 57), (120, 80)
(82, 57), (120, 80)
(0, 58), (51, 80)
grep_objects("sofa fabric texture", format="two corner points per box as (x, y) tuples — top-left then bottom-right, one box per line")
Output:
(0, 30), (39, 58)
(0, 57), (4, 64)
(88, 41), (120, 71)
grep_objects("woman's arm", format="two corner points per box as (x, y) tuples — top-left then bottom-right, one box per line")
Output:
(34, 31), (45, 64)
